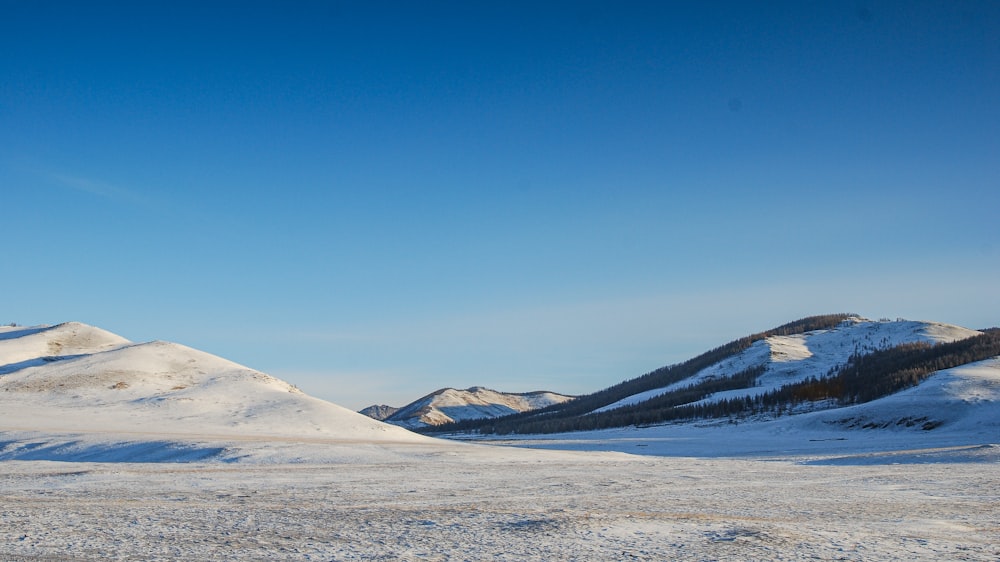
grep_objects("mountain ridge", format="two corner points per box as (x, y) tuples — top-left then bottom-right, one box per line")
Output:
(2, 316), (996, 463)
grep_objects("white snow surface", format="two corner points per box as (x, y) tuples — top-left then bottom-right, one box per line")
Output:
(386, 385), (573, 429)
(0, 320), (997, 560)
(594, 317), (982, 414)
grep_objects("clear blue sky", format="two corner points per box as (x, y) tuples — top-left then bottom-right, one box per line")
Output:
(3, 1), (998, 410)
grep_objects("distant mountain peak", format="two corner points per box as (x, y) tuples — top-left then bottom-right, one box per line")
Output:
(359, 404), (399, 421)
(383, 386), (574, 429)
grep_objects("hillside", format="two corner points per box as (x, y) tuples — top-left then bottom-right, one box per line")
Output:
(429, 315), (998, 435)
(478, 355), (1000, 460)
(0, 322), (429, 461)
(593, 316), (980, 414)
(381, 386), (574, 429)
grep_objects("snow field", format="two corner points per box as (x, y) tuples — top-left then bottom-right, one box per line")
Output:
(1, 450), (997, 561)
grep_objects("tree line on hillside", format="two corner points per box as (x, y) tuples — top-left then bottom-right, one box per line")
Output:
(422, 313), (857, 435)
(427, 324), (1000, 436)
(786, 330), (1000, 404)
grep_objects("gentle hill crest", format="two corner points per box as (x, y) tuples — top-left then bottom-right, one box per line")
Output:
(0, 321), (131, 372)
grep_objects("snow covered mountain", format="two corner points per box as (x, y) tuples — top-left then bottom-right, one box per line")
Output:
(0, 322), (426, 447)
(359, 404), (399, 421)
(381, 386), (574, 429)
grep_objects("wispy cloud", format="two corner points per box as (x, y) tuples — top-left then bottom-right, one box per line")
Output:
(47, 172), (151, 207)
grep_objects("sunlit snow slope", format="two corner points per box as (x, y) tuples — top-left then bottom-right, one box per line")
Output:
(0, 322), (424, 443)
(807, 355), (1000, 435)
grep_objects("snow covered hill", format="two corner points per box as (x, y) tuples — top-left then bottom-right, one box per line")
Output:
(383, 386), (574, 429)
(594, 316), (982, 414)
(480, 354), (1000, 459)
(435, 315), (998, 437)
(812, 355), (1000, 436)
(0, 322), (429, 461)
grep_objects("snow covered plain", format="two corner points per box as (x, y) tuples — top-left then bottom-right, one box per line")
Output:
(3, 445), (998, 561)
(1, 323), (998, 560)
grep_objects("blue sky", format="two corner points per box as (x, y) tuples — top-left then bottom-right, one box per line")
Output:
(3, 1), (998, 410)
